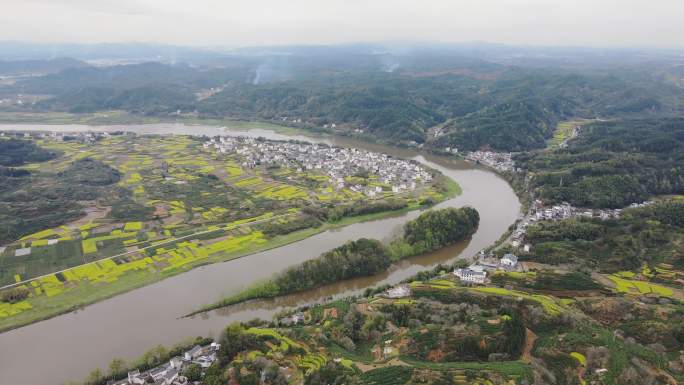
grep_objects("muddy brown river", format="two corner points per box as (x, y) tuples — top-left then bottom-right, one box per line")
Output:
(0, 123), (520, 385)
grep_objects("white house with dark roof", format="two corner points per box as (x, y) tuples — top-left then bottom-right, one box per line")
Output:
(183, 345), (203, 361)
(500, 254), (518, 268)
(128, 370), (145, 385)
(454, 266), (487, 284)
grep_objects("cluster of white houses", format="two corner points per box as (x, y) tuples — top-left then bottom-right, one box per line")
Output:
(204, 136), (433, 195)
(529, 200), (629, 222)
(117, 342), (220, 385)
(454, 254), (519, 285)
(0, 130), (108, 143)
(465, 151), (516, 173)
(509, 200), (656, 250)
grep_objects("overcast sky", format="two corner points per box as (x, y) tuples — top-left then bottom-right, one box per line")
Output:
(1, 0), (683, 48)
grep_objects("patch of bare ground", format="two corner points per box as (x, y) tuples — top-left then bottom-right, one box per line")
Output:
(537, 289), (604, 298)
(65, 205), (111, 229)
(161, 212), (186, 226)
(577, 365), (585, 384)
(591, 272), (615, 289)
(521, 328), (537, 363)
(355, 357), (410, 373)
(521, 261), (573, 273)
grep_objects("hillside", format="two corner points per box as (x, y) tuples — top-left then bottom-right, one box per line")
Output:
(3, 49), (684, 151)
(516, 118), (684, 208)
(78, 265), (682, 385)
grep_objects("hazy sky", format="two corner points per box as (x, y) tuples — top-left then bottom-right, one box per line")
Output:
(1, 0), (683, 48)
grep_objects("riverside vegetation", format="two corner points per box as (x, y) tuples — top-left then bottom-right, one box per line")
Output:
(191, 206), (480, 314)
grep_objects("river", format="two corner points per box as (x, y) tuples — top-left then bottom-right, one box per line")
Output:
(0, 123), (520, 385)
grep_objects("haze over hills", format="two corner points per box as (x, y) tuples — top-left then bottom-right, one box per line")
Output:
(1, 42), (684, 152)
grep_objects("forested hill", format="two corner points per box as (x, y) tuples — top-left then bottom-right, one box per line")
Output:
(516, 118), (684, 208)
(0, 57), (87, 75)
(0, 138), (58, 166)
(4, 48), (684, 151)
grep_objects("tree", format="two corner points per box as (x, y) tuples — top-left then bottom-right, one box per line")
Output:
(0, 287), (30, 303)
(183, 363), (202, 382)
(108, 358), (127, 380)
(84, 368), (104, 385)
(400, 207), (480, 255)
(305, 362), (360, 385)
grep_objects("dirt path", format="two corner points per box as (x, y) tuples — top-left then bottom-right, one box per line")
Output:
(355, 357), (410, 373)
(521, 328), (537, 363)
(591, 272), (615, 289)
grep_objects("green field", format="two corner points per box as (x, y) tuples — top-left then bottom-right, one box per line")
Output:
(546, 119), (594, 149)
(0, 133), (461, 331)
(606, 274), (674, 297)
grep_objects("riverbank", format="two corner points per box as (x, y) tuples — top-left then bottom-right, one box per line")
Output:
(0, 122), (519, 385)
(0, 111), (323, 137)
(0, 178), (461, 333)
(187, 206), (479, 316)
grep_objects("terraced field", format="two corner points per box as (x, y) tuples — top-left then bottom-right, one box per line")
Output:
(606, 274), (674, 297)
(546, 119), (594, 149)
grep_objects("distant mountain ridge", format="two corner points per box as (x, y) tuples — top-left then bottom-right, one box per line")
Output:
(0, 57), (87, 75)
(2, 43), (684, 151)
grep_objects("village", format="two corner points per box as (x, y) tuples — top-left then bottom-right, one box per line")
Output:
(378, 253), (521, 293)
(0, 129), (113, 144)
(506, 200), (656, 251)
(204, 136), (433, 196)
(115, 342), (221, 385)
(464, 151), (517, 173)
(438, 199), (657, 287)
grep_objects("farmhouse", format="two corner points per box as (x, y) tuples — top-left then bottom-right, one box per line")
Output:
(116, 342), (220, 385)
(500, 254), (518, 268)
(127, 370), (145, 385)
(183, 345), (203, 361)
(454, 266), (487, 284)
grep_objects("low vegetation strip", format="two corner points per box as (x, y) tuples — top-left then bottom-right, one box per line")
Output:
(400, 356), (533, 377)
(470, 287), (565, 315)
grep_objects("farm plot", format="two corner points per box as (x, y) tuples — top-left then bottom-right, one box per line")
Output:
(606, 274), (673, 297)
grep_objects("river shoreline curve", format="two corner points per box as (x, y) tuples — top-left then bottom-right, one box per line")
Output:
(0, 122), (521, 385)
